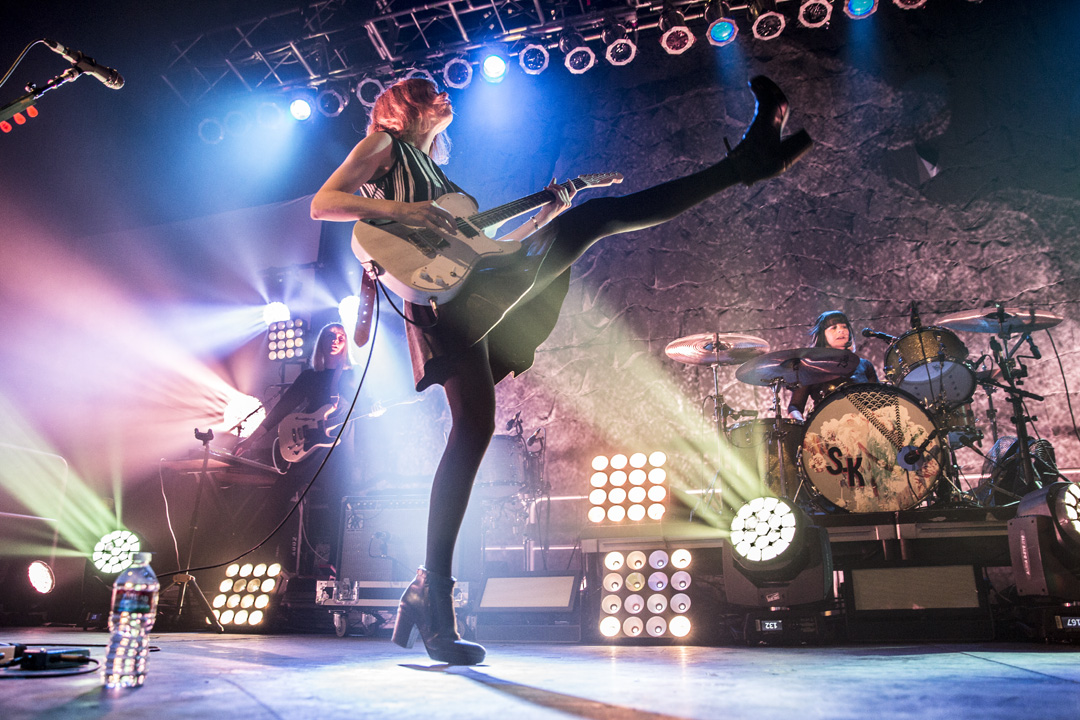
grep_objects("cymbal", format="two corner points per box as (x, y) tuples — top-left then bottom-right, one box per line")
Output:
(664, 333), (770, 366)
(937, 307), (1064, 334)
(736, 347), (860, 387)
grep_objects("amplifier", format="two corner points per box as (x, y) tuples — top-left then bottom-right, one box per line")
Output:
(337, 495), (482, 584)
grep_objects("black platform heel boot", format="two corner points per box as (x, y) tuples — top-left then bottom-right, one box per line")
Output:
(725, 75), (814, 186)
(391, 566), (486, 665)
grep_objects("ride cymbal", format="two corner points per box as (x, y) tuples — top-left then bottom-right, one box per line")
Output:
(937, 307), (1063, 335)
(735, 347), (860, 387)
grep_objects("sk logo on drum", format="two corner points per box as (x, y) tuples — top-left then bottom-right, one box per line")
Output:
(825, 446), (871, 488)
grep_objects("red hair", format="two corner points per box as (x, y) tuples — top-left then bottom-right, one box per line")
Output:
(367, 78), (451, 164)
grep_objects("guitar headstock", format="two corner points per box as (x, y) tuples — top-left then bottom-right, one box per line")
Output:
(576, 172), (624, 188)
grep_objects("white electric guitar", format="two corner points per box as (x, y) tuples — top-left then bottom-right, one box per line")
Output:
(276, 398), (422, 463)
(351, 172), (623, 306)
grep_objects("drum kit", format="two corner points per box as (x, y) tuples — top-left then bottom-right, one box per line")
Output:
(665, 305), (1065, 514)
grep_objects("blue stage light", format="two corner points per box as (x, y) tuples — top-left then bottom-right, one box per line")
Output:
(705, 1), (739, 47)
(844, 0), (878, 18)
(708, 19), (738, 46)
(480, 52), (509, 83)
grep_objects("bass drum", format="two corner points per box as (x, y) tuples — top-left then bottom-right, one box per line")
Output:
(475, 434), (529, 498)
(800, 384), (942, 512)
(727, 419), (803, 501)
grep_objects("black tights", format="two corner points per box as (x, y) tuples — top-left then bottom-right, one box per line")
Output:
(424, 156), (741, 578)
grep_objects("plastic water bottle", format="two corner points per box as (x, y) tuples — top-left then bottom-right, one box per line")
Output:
(103, 552), (159, 689)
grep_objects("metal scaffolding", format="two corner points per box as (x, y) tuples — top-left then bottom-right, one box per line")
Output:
(161, 0), (765, 107)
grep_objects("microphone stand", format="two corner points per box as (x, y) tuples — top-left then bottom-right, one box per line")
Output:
(0, 67), (82, 125)
(161, 428), (225, 632)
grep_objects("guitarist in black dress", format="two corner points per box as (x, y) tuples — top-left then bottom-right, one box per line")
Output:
(234, 322), (355, 460)
(310, 76), (813, 665)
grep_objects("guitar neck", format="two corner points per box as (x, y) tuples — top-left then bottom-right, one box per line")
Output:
(469, 177), (593, 231)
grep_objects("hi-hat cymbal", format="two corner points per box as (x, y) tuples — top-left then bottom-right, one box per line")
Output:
(735, 347), (860, 387)
(664, 333), (770, 366)
(937, 307), (1064, 334)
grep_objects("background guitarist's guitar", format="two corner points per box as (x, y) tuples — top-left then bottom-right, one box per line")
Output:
(276, 398), (423, 463)
(351, 172), (622, 306)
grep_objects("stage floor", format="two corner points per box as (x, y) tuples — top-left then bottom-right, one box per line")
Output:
(1, 627), (1078, 719)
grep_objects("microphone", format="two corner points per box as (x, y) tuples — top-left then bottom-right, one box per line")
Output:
(505, 411), (522, 431)
(42, 39), (124, 90)
(1024, 333), (1042, 360)
(909, 301), (921, 330)
(861, 328), (897, 343)
(526, 427), (543, 447)
(735, 409), (759, 418)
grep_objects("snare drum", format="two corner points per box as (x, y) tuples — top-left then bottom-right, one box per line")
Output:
(800, 384), (941, 512)
(727, 419), (803, 500)
(475, 434), (528, 498)
(884, 326), (975, 409)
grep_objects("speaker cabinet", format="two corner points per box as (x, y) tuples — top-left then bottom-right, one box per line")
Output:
(338, 495), (482, 583)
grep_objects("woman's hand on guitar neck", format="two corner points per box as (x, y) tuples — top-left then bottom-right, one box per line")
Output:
(533, 177), (577, 227)
(396, 200), (458, 234)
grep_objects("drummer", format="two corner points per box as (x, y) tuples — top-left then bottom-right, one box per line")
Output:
(787, 310), (878, 423)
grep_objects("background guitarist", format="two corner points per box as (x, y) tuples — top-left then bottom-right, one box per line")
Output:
(234, 322), (357, 571)
(309, 76), (813, 665)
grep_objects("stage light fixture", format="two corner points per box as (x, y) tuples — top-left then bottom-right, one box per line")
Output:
(28, 561), (55, 594)
(266, 319), (307, 362)
(404, 68), (437, 86)
(92, 530), (141, 575)
(480, 50), (510, 83)
(559, 30), (596, 75)
(731, 496), (799, 565)
(597, 547), (695, 641)
(289, 97), (313, 121)
(798, 0), (834, 27)
(705, 1), (739, 46)
(588, 451), (668, 524)
(723, 497), (833, 607)
(223, 110), (252, 137)
(748, 0), (787, 41)
(223, 394), (264, 439)
(262, 301), (291, 326)
(602, 23), (637, 66)
(197, 118), (225, 145)
(210, 561), (285, 631)
(659, 8), (695, 55)
(316, 87), (349, 118)
(255, 101), (285, 128)
(518, 43), (550, 75)
(354, 77), (386, 107)
(844, 0), (878, 18)
(1008, 482), (1080, 600)
(892, 0), (927, 7)
(442, 57), (473, 89)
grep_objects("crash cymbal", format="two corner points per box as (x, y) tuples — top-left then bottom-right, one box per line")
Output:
(937, 307), (1064, 335)
(735, 347), (860, 387)
(664, 333), (770, 366)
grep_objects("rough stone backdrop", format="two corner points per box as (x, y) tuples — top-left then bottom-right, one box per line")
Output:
(424, 1), (1080, 549)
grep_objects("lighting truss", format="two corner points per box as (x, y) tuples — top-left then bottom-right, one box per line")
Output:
(161, 0), (954, 107)
(162, 2), (812, 107)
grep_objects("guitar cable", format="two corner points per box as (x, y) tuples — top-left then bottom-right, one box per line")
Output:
(156, 291), (381, 581)
(373, 271), (440, 329)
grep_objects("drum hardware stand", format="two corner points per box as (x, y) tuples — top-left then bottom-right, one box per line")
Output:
(988, 330), (1045, 495)
(693, 361), (749, 518)
(766, 378), (795, 501)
